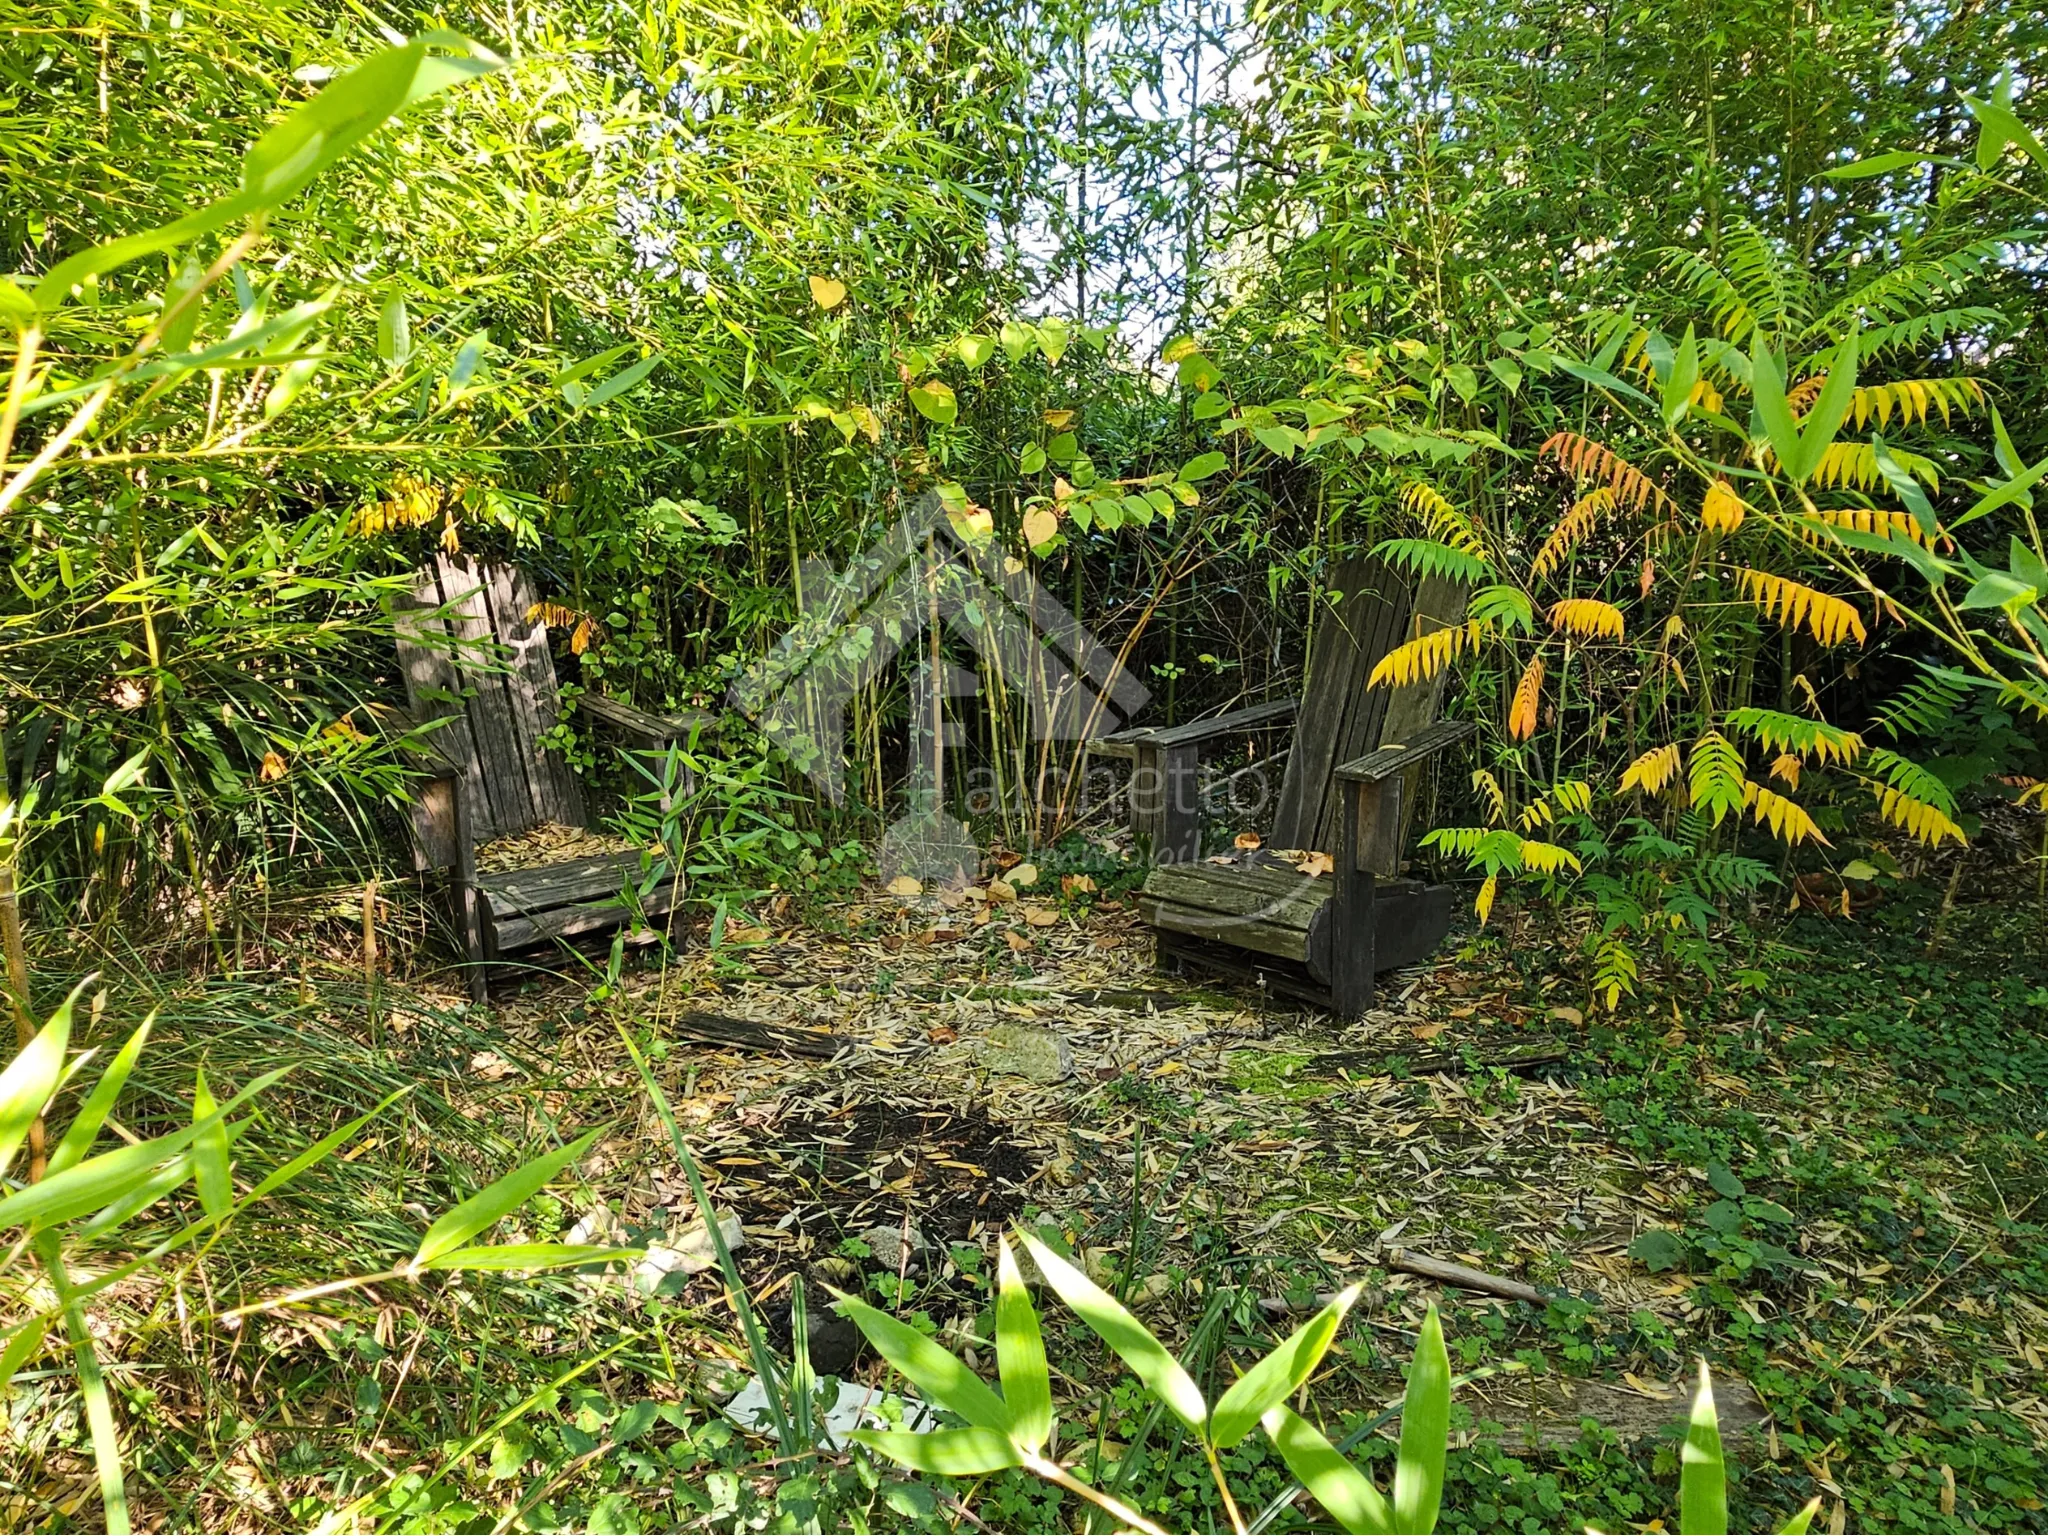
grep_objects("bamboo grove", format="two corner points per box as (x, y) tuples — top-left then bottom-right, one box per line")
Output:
(1, 0), (2045, 1009)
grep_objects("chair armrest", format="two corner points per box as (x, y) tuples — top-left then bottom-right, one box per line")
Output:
(1093, 697), (1300, 753)
(581, 694), (720, 748)
(1333, 720), (1476, 785)
(407, 761), (472, 876)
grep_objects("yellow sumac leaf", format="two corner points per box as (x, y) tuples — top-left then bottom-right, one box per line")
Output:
(1701, 480), (1747, 535)
(1744, 783), (1830, 846)
(1518, 839), (1583, 875)
(1737, 569), (1868, 646)
(1848, 377), (1984, 431)
(1531, 488), (1615, 579)
(1471, 768), (1509, 826)
(1475, 873), (1499, 924)
(1509, 657), (1544, 741)
(1400, 481), (1487, 556)
(1548, 598), (1625, 640)
(1368, 621), (1477, 688)
(1799, 504), (1937, 547)
(1770, 752), (1802, 788)
(1876, 788), (1966, 847)
(1619, 743), (1682, 795)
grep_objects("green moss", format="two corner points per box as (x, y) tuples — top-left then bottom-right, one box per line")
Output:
(1223, 1049), (1340, 1100)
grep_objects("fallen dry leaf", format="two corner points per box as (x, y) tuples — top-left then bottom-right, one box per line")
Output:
(927, 1025), (958, 1044)
(1294, 851), (1335, 878)
(1004, 930), (1034, 952)
(1234, 831), (1263, 850)
(884, 875), (923, 897)
(1010, 863), (1039, 888)
(1550, 1005), (1585, 1026)
(988, 879), (1017, 902)
(1022, 905), (1060, 928)
(1061, 873), (1096, 895)
(1409, 1022), (1446, 1041)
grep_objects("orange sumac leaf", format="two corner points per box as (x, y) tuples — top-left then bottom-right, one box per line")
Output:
(1539, 432), (1677, 515)
(1509, 657), (1544, 741)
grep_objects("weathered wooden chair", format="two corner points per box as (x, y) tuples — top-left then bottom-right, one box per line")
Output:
(393, 555), (714, 1001)
(1094, 555), (1473, 1017)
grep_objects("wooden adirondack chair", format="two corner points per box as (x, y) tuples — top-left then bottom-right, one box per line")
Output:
(1094, 555), (1473, 1017)
(393, 555), (713, 1001)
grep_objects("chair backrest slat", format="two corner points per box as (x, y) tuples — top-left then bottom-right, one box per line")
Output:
(1269, 556), (1414, 854)
(392, 556), (584, 850)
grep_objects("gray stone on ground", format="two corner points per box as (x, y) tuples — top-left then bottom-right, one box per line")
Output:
(879, 810), (977, 887)
(857, 1221), (927, 1273)
(976, 1022), (1073, 1083)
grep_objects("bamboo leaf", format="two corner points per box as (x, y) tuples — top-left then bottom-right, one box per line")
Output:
(849, 1427), (1020, 1476)
(1679, 1361), (1728, 1535)
(46, 1016), (149, 1176)
(1792, 328), (1859, 482)
(1750, 338), (1803, 482)
(836, 1295), (1013, 1433)
(421, 1243), (635, 1272)
(245, 1091), (407, 1203)
(1261, 1404), (1394, 1535)
(0, 983), (82, 1181)
(0, 1314), (50, 1394)
(412, 1128), (600, 1268)
(32, 36), (500, 306)
(583, 354), (661, 409)
(190, 1069), (233, 1220)
(995, 1238), (1052, 1450)
(0, 1070), (286, 1231)
(1662, 324), (1700, 429)
(1392, 1304), (1450, 1534)
(1019, 1231), (1207, 1432)
(1211, 1283), (1363, 1449)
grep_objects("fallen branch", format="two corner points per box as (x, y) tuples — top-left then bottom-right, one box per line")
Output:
(1257, 1248), (1574, 1318)
(669, 1010), (847, 1059)
(1385, 1247), (1558, 1307)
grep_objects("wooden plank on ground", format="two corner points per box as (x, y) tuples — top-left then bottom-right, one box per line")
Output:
(670, 1011), (847, 1059)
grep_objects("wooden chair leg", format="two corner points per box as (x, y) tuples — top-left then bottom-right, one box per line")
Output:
(467, 901), (491, 1005)
(1129, 742), (1204, 865)
(1328, 787), (1376, 1019)
(448, 774), (489, 1005)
